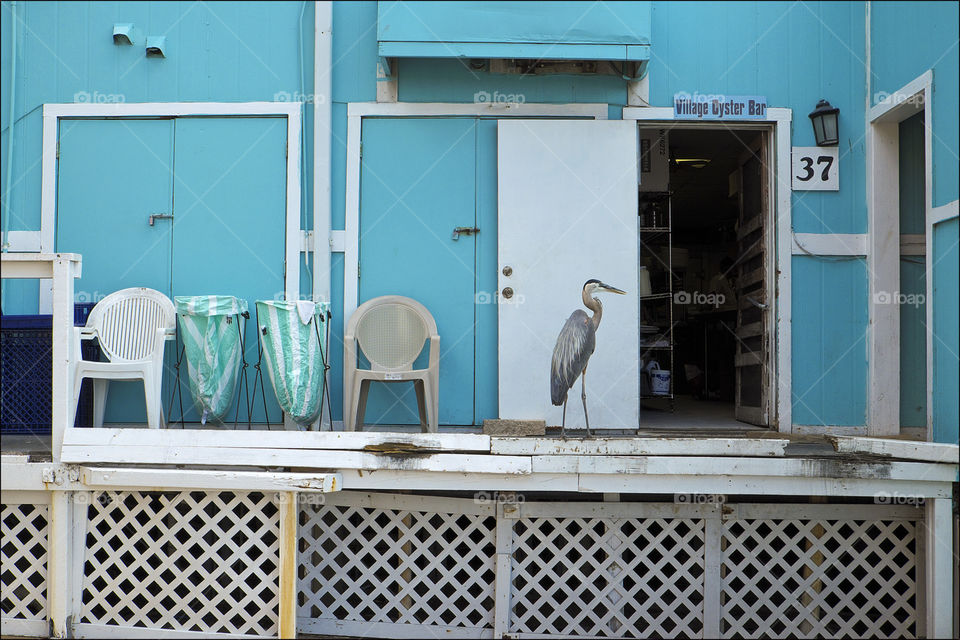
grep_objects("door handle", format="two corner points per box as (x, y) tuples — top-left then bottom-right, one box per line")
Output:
(148, 213), (174, 226)
(452, 226), (480, 241)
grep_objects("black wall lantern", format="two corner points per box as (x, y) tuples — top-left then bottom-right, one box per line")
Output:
(808, 99), (839, 146)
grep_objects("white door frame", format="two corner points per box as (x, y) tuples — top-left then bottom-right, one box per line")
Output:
(866, 70), (933, 437)
(341, 102), (610, 325)
(623, 107), (792, 432)
(40, 101), (303, 310)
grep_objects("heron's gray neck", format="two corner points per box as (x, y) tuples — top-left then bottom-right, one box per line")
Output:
(582, 289), (602, 330)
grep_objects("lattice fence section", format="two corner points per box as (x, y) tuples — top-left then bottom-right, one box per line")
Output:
(1, 502), (48, 622)
(720, 515), (919, 638)
(79, 490), (279, 636)
(510, 514), (706, 638)
(299, 492), (497, 635)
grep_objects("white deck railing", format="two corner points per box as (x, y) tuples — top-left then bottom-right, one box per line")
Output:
(1, 253), (82, 462)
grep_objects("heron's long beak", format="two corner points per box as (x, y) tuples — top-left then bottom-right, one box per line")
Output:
(599, 282), (626, 295)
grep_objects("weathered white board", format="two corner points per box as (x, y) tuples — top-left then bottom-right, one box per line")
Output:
(498, 119), (639, 429)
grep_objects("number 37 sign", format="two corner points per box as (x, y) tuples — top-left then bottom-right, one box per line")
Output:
(792, 147), (839, 190)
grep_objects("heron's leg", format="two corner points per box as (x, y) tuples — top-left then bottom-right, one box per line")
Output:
(561, 397), (568, 438)
(581, 368), (591, 437)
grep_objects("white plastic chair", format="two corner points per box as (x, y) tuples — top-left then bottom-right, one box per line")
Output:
(344, 295), (439, 432)
(71, 287), (176, 428)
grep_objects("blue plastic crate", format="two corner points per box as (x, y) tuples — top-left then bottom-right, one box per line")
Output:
(1, 305), (99, 435)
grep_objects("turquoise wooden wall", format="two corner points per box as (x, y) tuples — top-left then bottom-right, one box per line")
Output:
(3, 1), (956, 429)
(872, 1), (959, 442)
(1, 0), (315, 310)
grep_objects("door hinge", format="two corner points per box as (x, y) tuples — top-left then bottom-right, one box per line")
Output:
(359, 142), (363, 158)
(56, 141), (60, 159)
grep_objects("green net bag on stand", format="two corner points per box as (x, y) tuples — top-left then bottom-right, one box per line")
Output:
(255, 300), (330, 428)
(175, 295), (248, 425)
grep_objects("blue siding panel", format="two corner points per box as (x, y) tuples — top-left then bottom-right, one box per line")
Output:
(791, 257), (869, 426)
(378, 1), (651, 46)
(872, 1), (959, 208)
(932, 217), (959, 443)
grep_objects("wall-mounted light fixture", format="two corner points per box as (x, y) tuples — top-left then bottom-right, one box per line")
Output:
(145, 36), (167, 58)
(808, 99), (839, 146)
(113, 23), (140, 45)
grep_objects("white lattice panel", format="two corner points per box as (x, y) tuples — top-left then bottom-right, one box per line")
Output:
(720, 517), (919, 639)
(510, 515), (706, 638)
(80, 490), (279, 636)
(299, 492), (497, 635)
(1, 502), (48, 621)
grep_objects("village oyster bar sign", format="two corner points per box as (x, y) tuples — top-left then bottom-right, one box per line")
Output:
(674, 93), (767, 119)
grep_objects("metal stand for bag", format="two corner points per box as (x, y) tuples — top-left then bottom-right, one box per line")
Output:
(252, 305), (276, 430)
(167, 309), (253, 429)
(313, 307), (333, 431)
(253, 303), (332, 431)
(167, 327), (187, 429)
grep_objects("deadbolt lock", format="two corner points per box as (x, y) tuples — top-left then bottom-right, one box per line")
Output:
(501, 287), (514, 299)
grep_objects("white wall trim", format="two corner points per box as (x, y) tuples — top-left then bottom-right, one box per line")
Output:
(313, 2), (333, 303)
(623, 107), (793, 433)
(791, 233), (868, 256)
(39, 101), (303, 311)
(347, 102), (609, 119)
(342, 102), (610, 327)
(866, 69), (933, 436)
(930, 199), (958, 226)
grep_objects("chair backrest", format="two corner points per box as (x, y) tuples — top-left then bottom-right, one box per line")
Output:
(350, 295), (438, 371)
(87, 287), (176, 363)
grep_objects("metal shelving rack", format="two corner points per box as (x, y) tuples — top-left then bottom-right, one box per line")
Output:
(639, 191), (675, 411)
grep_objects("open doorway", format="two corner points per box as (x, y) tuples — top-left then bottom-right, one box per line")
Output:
(638, 126), (773, 428)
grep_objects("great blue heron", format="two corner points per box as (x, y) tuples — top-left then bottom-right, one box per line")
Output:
(550, 279), (626, 436)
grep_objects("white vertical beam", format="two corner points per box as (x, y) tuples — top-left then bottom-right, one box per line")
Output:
(313, 2), (332, 304)
(343, 114), (361, 326)
(39, 111), (58, 313)
(773, 111), (793, 432)
(285, 112), (303, 303)
(493, 498), (513, 637)
(46, 491), (72, 638)
(703, 514), (722, 638)
(922, 85), (934, 437)
(51, 255), (79, 462)
(278, 492), (298, 639)
(924, 498), (952, 638)
(867, 121), (900, 435)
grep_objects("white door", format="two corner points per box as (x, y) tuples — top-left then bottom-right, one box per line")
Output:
(498, 120), (639, 429)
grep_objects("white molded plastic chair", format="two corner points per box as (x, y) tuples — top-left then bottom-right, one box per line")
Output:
(72, 287), (176, 428)
(344, 295), (439, 432)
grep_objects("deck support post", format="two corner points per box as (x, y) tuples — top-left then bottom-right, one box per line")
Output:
(493, 494), (514, 638)
(279, 491), (298, 639)
(924, 497), (953, 638)
(47, 491), (74, 638)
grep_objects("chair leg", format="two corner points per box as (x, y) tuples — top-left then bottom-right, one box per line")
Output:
(92, 379), (109, 428)
(355, 379), (371, 432)
(143, 372), (161, 429)
(414, 381), (428, 432)
(427, 380), (438, 433)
